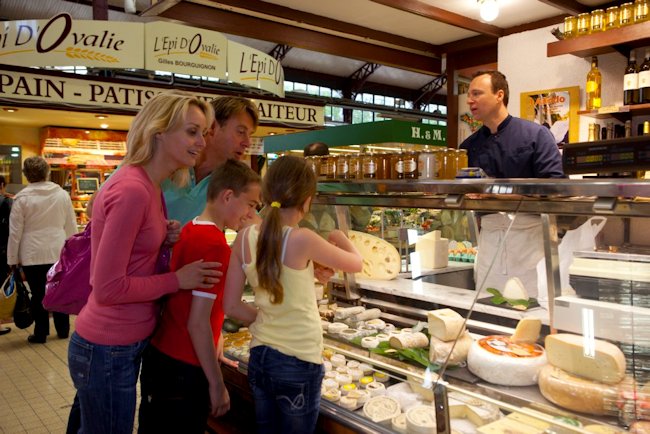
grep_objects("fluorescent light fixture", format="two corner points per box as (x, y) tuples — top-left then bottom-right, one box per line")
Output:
(478, 0), (499, 22)
(11, 147), (19, 152)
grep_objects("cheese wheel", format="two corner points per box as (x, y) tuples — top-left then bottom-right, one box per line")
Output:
(391, 413), (408, 433)
(322, 378), (338, 390)
(327, 322), (349, 335)
(330, 353), (346, 367)
(339, 328), (360, 341)
(335, 373), (352, 386)
(348, 230), (401, 280)
(448, 391), (500, 427)
(427, 308), (466, 342)
(406, 405), (436, 434)
(347, 389), (370, 405)
(358, 363), (373, 376)
(349, 368), (363, 382)
(366, 381), (387, 396)
(537, 364), (620, 416)
(390, 332), (429, 349)
(364, 318), (386, 330)
(346, 360), (360, 369)
(374, 371), (390, 383)
(359, 376), (374, 387)
(361, 336), (379, 349)
(339, 396), (358, 410)
(341, 383), (357, 395)
(322, 388), (341, 402)
(467, 335), (547, 386)
(545, 334), (626, 385)
(429, 330), (473, 365)
(363, 395), (401, 425)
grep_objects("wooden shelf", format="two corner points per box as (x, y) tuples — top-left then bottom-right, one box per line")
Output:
(548, 21), (650, 58)
(577, 103), (650, 120)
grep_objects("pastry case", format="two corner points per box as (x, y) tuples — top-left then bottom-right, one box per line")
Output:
(218, 178), (650, 434)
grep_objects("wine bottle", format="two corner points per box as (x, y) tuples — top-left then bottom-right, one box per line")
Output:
(640, 48), (650, 104)
(586, 56), (602, 110)
(624, 52), (639, 105)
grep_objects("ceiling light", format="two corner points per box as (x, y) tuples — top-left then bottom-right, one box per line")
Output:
(100, 123), (109, 129)
(478, 0), (499, 22)
(3, 108), (18, 113)
(95, 114), (108, 119)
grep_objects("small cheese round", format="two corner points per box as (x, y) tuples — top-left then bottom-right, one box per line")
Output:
(323, 360), (332, 372)
(391, 413), (407, 433)
(335, 366), (349, 374)
(347, 389), (370, 405)
(361, 336), (379, 349)
(366, 381), (387, 396)
(324, 371), (337, 380)
(365, 318), (386, 330)
(341, 383), (357, 395)
(339, 396), (358, 410)
(467, 335), (547, 386)
(346, 360), (360, 369)
(349, 368), (363, 382)
(330, 354), (346, 367)
(322, 388), (341, 402)
(383, 323), (396, 333)
(328, 322), (349, 335)
(340, 328), (360, 340)
(358, 363), (374, 376)
(406, 405), (436, 434)
(363, 395), (401, 425)
(375, 333), (390, 343)
(335, 373), (352, 386)
(359, 376), (375, 387)
(322, 378), (338, 390)
(374, 371), (390, 383)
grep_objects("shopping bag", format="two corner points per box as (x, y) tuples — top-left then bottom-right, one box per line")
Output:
(13, 270), (33, 329)
(44, 222), (92, 315)
(0, 273), (16, 320)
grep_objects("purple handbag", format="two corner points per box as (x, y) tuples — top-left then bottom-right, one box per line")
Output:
(44, 196), (172, 315)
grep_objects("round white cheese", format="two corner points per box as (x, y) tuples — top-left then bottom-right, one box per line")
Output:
(363, 395), (401, 425)
(406, 405), (436, 434)
(467, 335), (547, 386)
(391, 413), (407, 433)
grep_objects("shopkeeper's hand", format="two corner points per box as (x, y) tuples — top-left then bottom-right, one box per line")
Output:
(164, 220), (181, 246)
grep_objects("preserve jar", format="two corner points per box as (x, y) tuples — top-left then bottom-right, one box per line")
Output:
(401, 151), (418, 179)
(563, 16), (577, 39)
(577, 12), (591, 35)
(457, 149), (469, 171)
(348, 154), (360, 180)
(336, 154), (349, 179)
(318, 156), (329, 181)
(634, 0), (648, 23)
(620, 2), (634, 26)
(380, 152), (393, 179)
(325, 155), (337, 179)
(418, 149), (438, 179)
(590, 9), (605, 32)
(606, 6), (620, 30)
(362, 153), (378, 179)
(390, 152), (402, 179)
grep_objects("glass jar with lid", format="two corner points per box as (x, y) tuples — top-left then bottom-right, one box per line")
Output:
(577, 12), (591, 36)
(348, 154), (360, 180)
(390, 152), (402, 180)
(305, 156), (319, 176)
(606, 6), (620, 30)
(590, 9), (605, 32)
(620, 2), (635, 26)
(325, 155), (337, 179)
(336, 154), (349, 180)
(563, 16), (577, 39)
(457, 149), (469, 171)
(634, 0), (648, 23)
(418, 149), (438, 179)
(361, 153), (378, 179)
(380, 152), (393, 179)
(318, 156), (329, 181)
(401, 151), (419, 179)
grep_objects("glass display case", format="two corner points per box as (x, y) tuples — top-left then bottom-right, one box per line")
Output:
(220, 178), (650, 433)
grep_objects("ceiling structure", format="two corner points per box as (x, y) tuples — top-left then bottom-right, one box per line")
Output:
(0, 0), (615, 132)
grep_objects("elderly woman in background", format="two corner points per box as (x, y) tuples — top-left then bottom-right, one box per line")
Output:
(7, 156), (77, 344)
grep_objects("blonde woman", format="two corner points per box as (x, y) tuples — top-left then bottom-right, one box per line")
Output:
(223, 155), (362, 434)
(67, 92), (222, 434)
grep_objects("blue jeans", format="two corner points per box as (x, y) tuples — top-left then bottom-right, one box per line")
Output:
(247, 345), (324, 434)
(67, 332), (149, 434)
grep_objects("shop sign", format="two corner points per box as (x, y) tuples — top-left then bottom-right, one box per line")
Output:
(0, 68), (323, 126)
(0, 13), (144, 68)
(228, 41), (285, 98)
(0, 14), (285, 97)
(144, 21), (227, 81)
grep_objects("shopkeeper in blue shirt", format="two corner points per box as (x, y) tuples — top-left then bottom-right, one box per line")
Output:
(460, 70), (564, 178)
(459, 70), (564, 301)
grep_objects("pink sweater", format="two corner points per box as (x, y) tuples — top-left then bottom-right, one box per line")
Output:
(75, 165), (179, 345)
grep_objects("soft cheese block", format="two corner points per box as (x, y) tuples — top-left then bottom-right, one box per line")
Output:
(427, 308), (465, 342)
(415, 230), (449, 269)
(389, 332), (429, 349)
(502, 277), (528, 300)
(545, 334), (626, 384)
(511, 318), (542, 344)
(537, 364), (621, 416)
(348, 230), (401, 280)
(429, 331), (473, 365)
(468, 335), (547, 386)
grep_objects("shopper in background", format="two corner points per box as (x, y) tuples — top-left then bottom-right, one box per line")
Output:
(0, 175), (13, 336)
(460, 70), (565, 298)
(223, 155), (362, 434)
(164, 96), (259, 225)
(66, 91), (222, 434)
(139, 160), (261, 434)
(7, 157), (76, 343)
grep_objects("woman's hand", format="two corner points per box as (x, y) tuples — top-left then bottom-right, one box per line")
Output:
(164, 220), (182, 246)
(176, 260), (222, 289)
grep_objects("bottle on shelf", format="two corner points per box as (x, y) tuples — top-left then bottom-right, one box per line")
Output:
(624, 52), (639, 105)
(586, 56), (602, 110)
(640, 48), (650, 103)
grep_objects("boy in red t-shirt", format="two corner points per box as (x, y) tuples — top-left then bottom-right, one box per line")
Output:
(139, 160), (261, 434)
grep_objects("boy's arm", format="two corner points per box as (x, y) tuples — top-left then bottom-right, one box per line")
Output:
(222, 235), (257, 325)
(187, 296), (230, 416)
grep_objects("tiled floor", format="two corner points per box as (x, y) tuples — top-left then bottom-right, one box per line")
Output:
(0, 320), (75, 434)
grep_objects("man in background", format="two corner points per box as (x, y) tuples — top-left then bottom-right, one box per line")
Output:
(0, 175), (12, 336)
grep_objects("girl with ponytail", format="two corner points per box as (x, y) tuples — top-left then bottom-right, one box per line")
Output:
(223, 155), (362, 434)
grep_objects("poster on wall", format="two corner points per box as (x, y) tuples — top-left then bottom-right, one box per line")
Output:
(520, 86), (579, 145)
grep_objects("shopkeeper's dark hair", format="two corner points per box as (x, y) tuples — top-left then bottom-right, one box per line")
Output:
(207, 159), (260, 201)
(257, 155), (316, 304)
(473, 70), (509, 107)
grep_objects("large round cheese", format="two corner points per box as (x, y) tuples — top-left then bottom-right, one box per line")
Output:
(363, 395), (401, 425)
(348, 230), (401, 280)
(467, 335), (547, 386)
(537, 364), (621, 416)
(405, 405), (436, 434)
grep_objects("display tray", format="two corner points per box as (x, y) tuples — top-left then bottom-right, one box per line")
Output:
(476, 297), (541, 311)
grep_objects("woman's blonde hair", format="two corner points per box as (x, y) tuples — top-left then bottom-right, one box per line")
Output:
(122, 91), (214, 186)
(257, 155), (316, 304)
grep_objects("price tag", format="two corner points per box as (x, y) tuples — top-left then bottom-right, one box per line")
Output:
(597, 106), (629, 114)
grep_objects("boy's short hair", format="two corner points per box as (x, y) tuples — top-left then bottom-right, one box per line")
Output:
(207, 159), (261, 201)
